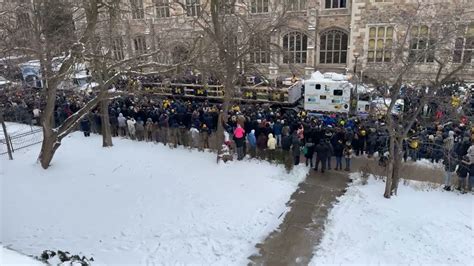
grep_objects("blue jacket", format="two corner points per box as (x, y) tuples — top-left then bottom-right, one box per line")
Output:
(247, 132), (257, 147)
(273, 123), (283, 136)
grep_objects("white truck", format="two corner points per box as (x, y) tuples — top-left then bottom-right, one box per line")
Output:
(303, 71), (352, 113)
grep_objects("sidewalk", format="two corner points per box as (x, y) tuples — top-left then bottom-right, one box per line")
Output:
(249, 156), (445, 266)
(248, 166), (350, 266)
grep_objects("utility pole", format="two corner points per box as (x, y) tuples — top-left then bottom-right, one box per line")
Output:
(0, 111), (13, 160)
(350, 53), (360, 116)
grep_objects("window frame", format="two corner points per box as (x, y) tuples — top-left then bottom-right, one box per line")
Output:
(324, 0), (347, 9)
(249, 35), (271, 64)
(408, 25), (436, 64)
(155, 0), (170, 18)
(185, 0), (201, 17)
(287, 0), (306, 12)
(453, 24), (474, 64)
(319, 29), (349, 64)
(130, 0), (145, 19)
(366, 25), (394, 64)
(283, 31), (308, 64)
(250, 0), (269, 14)
(112, 37), (125, 61)
(133, 36), (147, 58)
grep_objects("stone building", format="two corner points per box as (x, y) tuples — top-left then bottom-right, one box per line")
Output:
(1, 0), (473, 81)
(112, 0), (474, 81)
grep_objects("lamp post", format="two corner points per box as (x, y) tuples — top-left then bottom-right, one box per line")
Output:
(350, 52), (360, 116)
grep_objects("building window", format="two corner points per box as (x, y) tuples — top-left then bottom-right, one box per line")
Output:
(325, 0), (346, 9)
(155, 0), (170, 18)
(250, 35), (270, 64)
(130, 0), (144, 19)
(287, 0), (306, 11)
(283, 32), (308, 64)
(133, 36), (147, 57)
(319, 29), (348, 64)
(374, 0), (393, 2)
(367, 26), (393, 63)
(453, 25), (474, 64)
(408, 25), (435, 63)
(186, 0), (201, 17)
(251, 0), (269, 14)
(112, 37), (125, 61)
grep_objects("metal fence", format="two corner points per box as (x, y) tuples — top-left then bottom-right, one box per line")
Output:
(0, 127), (42, 156)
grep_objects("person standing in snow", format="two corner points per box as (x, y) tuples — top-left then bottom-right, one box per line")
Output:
(233, 124), (246, 160)
(145, 118), (154, 142)
(443, 151), (458, 191)
(200, 124), (210, 151)
(117, 113), (127, 137)
(127, 117), (136, 140)
(135, 118), (145, 141)
(267, 133), (277, 161)
(343, 141), (353, 171)
(304, 137), (315, 168)
(314, 139), (330, 173)
(291, 131), (301, 165)
(190, 126), (200, 149)
(333, 139), (344, 170)
(257, 132), (268, 159)
(273, 120), (283, 147)
(80, 117), (91, 137)
(247, 129), (257, 158)
(456, 156), (470, 193)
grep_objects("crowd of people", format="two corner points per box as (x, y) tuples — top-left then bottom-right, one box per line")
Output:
(2, 85), (474, 193)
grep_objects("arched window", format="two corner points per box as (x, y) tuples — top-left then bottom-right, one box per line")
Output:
(283, 32), (308, 64)
(319, 29), (348, 64)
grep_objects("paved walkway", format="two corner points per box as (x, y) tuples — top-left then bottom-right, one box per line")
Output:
(249, 166), (350, 266)
(249, 156), (445, 266)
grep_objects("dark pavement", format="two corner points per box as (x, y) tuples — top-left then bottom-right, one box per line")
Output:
(249, 156), (445, 266)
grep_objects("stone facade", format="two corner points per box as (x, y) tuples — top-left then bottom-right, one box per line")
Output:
(110, 0), (355, 78)
(116, 0), (474, 81)
(1, 0), (473, 81)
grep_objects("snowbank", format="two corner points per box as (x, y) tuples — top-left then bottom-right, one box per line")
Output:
(1, 129), (307, 264)
(310, 174), (474, 265)
(1, 246), (43, 265)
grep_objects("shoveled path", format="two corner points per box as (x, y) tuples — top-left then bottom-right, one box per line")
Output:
(248, 166), (350, 266)
(249, 156), (445, 266)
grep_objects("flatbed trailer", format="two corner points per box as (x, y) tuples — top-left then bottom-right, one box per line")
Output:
(139, 81), (303, 106)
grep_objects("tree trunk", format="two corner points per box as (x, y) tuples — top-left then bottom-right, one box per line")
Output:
(100, 99), (113, 147)
(38, 127), (60, 169)
(390, 141), (402, 195)
(384, 136), (396, 198)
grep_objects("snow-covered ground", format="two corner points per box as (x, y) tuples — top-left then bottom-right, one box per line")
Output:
(1, 125), (308, 264)
(310, 174), (474, 265)
(1, 246), (43, 265)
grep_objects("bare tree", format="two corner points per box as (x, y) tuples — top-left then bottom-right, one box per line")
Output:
(362, 1), (473, 198)
(170, 0), (301, 152)
(0, 0), (197, 168)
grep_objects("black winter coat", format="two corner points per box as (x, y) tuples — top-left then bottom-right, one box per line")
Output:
(333, 142), (344, 157)
(281, 135), (292, 151)
(315, 142), (330, 159)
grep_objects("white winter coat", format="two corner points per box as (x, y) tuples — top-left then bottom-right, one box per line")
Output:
(127, 119), (136, 134)
(267, 133), (277, 150)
